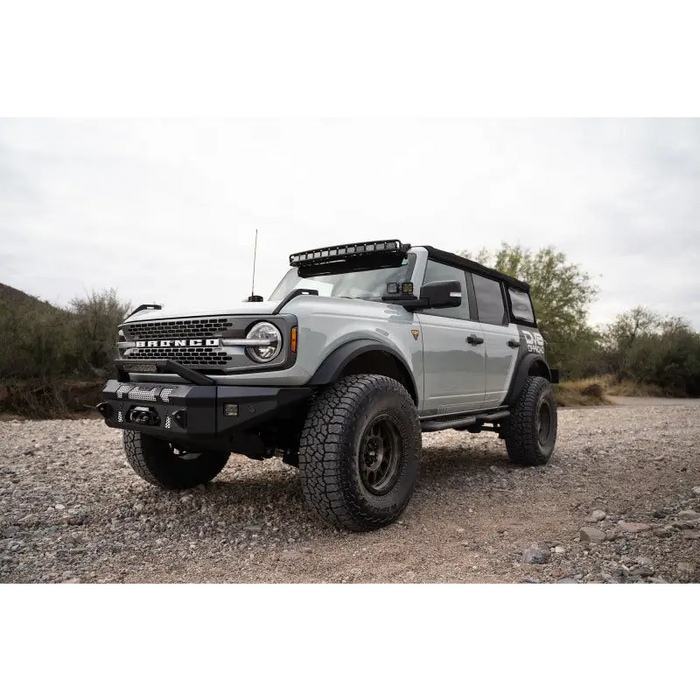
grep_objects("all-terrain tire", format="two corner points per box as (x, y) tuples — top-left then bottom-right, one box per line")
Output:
(505, 376), (558, 466)
(123, 431), (229, 490)
(298, 374), (421, 532)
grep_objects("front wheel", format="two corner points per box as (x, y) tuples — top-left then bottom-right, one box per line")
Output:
(298, 374), (422, 531)
(123, 431), (229, 489)
(504, 376), (558, 466)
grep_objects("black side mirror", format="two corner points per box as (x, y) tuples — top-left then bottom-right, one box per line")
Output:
(399, 280), (463, 310)
(421, 280), (462, 308)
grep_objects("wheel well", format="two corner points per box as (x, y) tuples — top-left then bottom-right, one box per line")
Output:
(528, 359), (552, 380)
(339, 350), (418, 404)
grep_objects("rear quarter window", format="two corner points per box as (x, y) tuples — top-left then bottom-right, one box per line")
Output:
(508, 288), (535, 324)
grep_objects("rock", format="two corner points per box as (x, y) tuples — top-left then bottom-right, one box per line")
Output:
(585, 510), (607, 523)
(556, 578), (580, 584)
(553, 546), (566, 554)
(459, 541), (470, 547)
(677, 510), (699, 520)
(617, 521), (651, 533)
(61, 578), (82, 584)
(634, 566), (654, 578)
(654, 526), (674, 538)
(523, 577), (541, 584)
(676, 562), (695, 576)
(579, 527), (606, 544)
(652, 509), (666, 519)
(522, 545), (550, 565)
(55, 504), (66, 511)
(647, 577), (669, 584)
(692, 487), (700, 496)
(455, 527), (465, 534)
(681, 531), (700, 540)
(280, 550), (302, 562)
(672, 520), (697, 530)
(3, 526), (20, 539)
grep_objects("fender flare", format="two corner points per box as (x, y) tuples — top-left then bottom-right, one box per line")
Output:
(309, 339), (418, 401)
(504, 353), (553, 406)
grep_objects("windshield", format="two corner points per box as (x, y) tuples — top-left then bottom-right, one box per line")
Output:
(270, 254), (416, 302)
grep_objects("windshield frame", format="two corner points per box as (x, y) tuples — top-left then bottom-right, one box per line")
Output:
(270, 253), (419, 303)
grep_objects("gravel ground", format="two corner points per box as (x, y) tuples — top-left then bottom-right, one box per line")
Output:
(1, 403), (699, 584)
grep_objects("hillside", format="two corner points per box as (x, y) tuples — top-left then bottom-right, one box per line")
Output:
(0, 282), (64, 313)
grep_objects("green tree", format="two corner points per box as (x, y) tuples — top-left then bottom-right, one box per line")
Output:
(600, 306), (700, 395)
(460, 243), (598, 377)
(70, 289), (131, 377)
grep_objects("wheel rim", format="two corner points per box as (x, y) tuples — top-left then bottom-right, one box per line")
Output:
(537, 401), (552, 446)
(359, 415), (402, 496)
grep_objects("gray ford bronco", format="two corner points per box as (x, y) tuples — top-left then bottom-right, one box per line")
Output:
(98, 240), (558, 531)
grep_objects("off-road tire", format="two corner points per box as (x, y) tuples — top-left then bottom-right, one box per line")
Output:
(298, 374), (421, 532)
(123, 431), (229, 490)
(505, 376), (558, 466)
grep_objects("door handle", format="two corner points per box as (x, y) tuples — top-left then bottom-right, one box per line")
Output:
(507, 340), (521, 348)
(466, 335), (484, 346)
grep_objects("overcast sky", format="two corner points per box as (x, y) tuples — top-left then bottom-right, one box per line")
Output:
(0, 118), (698, 328)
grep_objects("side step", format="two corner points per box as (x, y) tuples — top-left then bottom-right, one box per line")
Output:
(421, 409), (510, 433)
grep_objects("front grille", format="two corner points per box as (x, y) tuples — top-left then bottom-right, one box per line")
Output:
(123, 317), (234, 341)
(127, 346), (233, 367)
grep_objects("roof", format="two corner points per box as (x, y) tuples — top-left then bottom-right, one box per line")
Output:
(420, 246), (530, 292)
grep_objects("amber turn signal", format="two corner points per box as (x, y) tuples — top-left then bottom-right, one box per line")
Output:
(291, 327), (298, 353)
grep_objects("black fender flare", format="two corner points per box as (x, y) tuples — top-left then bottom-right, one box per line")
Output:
(504, 353), (553, 406)
(309, 339), (418, 401)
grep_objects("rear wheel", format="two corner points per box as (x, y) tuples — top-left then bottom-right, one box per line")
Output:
(123, 431), (229, 489)
(298, 374), (421, 531)
(504, 376), (558, 466)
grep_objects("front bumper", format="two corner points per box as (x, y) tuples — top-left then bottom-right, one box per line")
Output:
(99, 379), (312, 447)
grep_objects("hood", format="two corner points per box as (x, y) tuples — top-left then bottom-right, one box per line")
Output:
(123, 300), (280, 323)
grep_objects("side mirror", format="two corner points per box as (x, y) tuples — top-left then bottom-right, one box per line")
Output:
(421, 280), (462, 308)
(399, 280), (463, 310)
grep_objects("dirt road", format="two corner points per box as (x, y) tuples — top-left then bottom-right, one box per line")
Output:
(1, 402), (699, 583)
(609, 396), (700, 407)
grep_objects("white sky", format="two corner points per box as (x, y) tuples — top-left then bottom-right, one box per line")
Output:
(1, 118), (698, 328)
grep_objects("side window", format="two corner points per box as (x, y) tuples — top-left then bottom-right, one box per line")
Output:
(420, 260), (470, 320)
(472, 274), (506, 325)
(508, 288), (535, 324)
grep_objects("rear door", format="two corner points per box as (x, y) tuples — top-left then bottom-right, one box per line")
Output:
(418, 260), (486, 415)
(470, 273), (520, 408)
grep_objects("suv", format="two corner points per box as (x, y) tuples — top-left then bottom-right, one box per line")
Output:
(98, 240), (558, 531)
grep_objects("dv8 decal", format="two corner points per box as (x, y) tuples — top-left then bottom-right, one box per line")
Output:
(518, 327), (546, 355)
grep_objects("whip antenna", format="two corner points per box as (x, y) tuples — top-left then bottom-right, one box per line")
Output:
(248, 229), (263, 302)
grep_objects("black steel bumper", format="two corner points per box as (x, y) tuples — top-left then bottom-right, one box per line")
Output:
(98, 379), (312, 446)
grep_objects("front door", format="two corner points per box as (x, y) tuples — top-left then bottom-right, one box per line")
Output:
(418, 261), (486, 416)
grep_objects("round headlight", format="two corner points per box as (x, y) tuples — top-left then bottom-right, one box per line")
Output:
(246, 322), (282, 363)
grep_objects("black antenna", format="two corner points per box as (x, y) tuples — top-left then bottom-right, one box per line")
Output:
(247, 229), (264, 302)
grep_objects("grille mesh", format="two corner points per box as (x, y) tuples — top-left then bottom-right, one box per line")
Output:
(127, 346), (233, 367)
(123, 317), (234, 341)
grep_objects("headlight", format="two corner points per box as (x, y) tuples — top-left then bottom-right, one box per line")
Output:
(246, 322), (283, 363)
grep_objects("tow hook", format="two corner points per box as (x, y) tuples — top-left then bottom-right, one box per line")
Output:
(96, 402), (113, 419)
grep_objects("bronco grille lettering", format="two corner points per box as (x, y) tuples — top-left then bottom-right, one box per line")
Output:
(135, 339), (221, 348)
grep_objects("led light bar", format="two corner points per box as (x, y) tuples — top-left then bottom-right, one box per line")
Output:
(290, 240), (409, 267)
